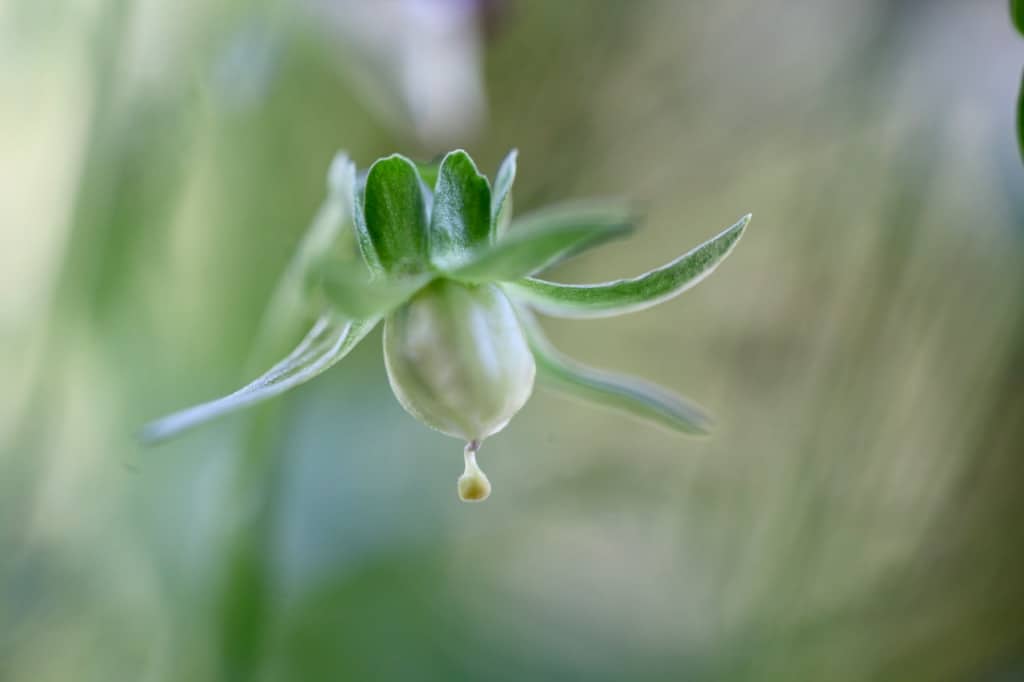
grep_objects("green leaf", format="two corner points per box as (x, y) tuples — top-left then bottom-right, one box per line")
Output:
(505, 213), (750, 318)
(429, 150), (492, 266)
(312, 260), (432, 319)
(141, 316), (378, 443)
(1013, 0), (1024, 35)
(492, 149), (517, 234)
(449, 201), (636, 282)
(361, 154), (430, 274)
(518, 310), (711, 435)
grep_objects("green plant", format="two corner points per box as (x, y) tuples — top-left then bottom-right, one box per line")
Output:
(144, 149), (749, 501)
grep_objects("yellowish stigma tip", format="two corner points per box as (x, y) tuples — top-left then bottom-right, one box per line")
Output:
(458, 441), (491, 502)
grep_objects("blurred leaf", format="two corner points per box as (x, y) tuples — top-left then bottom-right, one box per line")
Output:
(141, 316), (377, 442)
(492, 148), (518, 234)
(506, 213), (750, 318)
(429, 150), (492, 266)
(360, 154), (431, 274)
(519, 310), (711, 434)
(1016, 1), (1024, 163)
(449, 200), (635, 282)
(1012, 0), (1024, 35)
(1018, 69), (1024, 163)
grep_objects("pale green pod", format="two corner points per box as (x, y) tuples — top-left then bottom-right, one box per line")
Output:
(383, 279), (536, 442)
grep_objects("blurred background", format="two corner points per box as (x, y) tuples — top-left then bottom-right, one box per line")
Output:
(2, 0), (1024, 680)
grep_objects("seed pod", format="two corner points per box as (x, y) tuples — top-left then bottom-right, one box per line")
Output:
(383, 279), (536, 442)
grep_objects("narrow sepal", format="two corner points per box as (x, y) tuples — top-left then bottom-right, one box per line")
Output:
(449, 200), (636, 282)
(351, 170), (381, 273)
(259, 152), (360, 339)
(491, 149), (517, 234)
(518, 310), (712, 435)
(141, 316), (378, 442)
(506, 213), (750, 318)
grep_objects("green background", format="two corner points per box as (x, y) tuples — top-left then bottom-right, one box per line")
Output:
(2, 1), (1023, 680)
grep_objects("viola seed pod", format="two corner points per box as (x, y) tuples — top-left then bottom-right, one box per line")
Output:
(383, 279), (536, 442)
(142, 148), (748, 507)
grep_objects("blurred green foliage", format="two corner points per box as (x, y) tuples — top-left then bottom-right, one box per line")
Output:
(2, 1), (1023, 681)
(1014, 0), (1024, 161)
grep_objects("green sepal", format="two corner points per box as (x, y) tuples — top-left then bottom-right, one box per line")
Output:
(258, 153), (360, 332)
(492, 149), (517, 235)
(141, 316), (378, 443)
(505, 213), (750, 318)
(429, 150), (492, 267)
(310, 259), (432, 320)
(1013, 0), (1024, 35)
(351, 170), (380, 274)
(361, 154), (431, 274)
(447, 200), (635, 283)
(518, 310), (711, 435)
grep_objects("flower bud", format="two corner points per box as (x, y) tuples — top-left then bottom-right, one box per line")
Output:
(383, 279), (536, 442)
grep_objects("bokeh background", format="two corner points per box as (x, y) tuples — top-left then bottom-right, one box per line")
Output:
(3, 0), (1024, 680)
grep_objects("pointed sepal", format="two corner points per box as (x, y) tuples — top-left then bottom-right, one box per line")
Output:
(448, 201), (636, 282)
(505, 213), (750, 318)
(141, 316), (378, 442)
(518, 309), (712, 435)
(491, 149), (517, 236)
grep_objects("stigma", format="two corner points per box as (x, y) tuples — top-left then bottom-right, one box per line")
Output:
(457, 440), (491, 502)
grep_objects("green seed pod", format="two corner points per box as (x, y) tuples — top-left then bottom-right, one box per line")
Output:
(383, 279), (536, 442)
